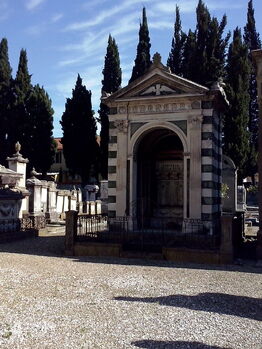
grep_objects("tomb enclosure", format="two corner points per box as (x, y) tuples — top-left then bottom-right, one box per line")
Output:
(103, 53), (228, 233)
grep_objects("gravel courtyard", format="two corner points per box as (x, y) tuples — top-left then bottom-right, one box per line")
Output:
(0, 232), (261, 349)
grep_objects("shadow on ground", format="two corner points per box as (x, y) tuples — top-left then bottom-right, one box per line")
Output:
(0, 235), (261, 275)
(114, 292), (262, 321)
(0, 235), (65, 257)
(132, 340), (231, 349)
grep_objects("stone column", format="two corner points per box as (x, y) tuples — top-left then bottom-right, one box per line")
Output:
(7, 142), (29, 189)
(189, 115), (202, 219)
(7, 142), (30, 216)
(26, 176), (43, 216)
(40, 180), (48, 214)
(252, 50), (262, 262)
(84, 184), (99, 201)
(115, 120), (129, 216)
(46, 181), (58, 222)
(65, 210), (78, 256)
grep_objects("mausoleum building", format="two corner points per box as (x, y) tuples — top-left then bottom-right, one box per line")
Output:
(103, 53), (228, 232)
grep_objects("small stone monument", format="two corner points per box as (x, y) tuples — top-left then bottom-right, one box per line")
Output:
(6, 143), (30, 216)
(26, 168), (44, 216)
(84, 184), (99, 202)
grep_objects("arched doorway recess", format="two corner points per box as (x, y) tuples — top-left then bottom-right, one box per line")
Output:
(134, 128), (184, 227)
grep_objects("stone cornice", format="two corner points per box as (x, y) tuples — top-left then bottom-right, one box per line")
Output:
(115, 101), (201, 115)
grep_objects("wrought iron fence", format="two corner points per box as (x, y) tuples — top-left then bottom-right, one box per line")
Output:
(0, 215), (46, 235)
(20, 216), (46, 231)
(76, 215), (220, 251)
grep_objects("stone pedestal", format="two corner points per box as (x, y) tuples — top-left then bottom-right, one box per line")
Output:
(96, 200), (102, 215)
(26, 177), (43, 216)
(70, 196), (77, 211)
(46, 181), (58, 223)
(0, 189), (24, 233)
(84, 184), (99, 201)
(40, 180), (48, 213)
(90, 201), (96, 215)
(7, 145), (29, 216)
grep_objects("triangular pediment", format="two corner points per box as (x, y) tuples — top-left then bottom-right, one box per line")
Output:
(139, 83), (183, 96)
(103, 64), (209, 104)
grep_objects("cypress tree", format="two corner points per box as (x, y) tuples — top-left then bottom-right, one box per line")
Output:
(193, 0), (210, 84)
(99, 35), (121, 179)
(244, 0), (261, 181)
(129, 7), (151, 83)
(12, 49), (32, 159)
(205, 15), (230, 83)
(224, 28), (250, 182)
(167, 5), (186, 75)
(60, 74), (99, 184)
(0, 38), (12, 165)
(184, 1), (229, 86)
(27, 84), (55, 174)
(181, 30), (197, 80)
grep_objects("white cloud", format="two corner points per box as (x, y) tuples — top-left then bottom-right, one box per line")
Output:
(26, 0), (46, 11)
(82, 0), (107, 10)
(65, 0), (153, 32)
(150, 21), (173, 30)
(153, 0), (243, 14)
(0, 0), (9, 21)
(26, 23), (46, 35)
(51, 13), (63, 23)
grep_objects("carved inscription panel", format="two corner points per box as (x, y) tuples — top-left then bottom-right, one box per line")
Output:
(117, 103), (192, 114)
(155, 160), (183, 207)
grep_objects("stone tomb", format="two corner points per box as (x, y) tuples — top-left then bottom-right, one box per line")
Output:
(103, 53), (228, 233)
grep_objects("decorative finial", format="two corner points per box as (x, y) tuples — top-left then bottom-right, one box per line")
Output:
(153, 52), (162, 66)
(31, 167), (38, 178)
(15, 141), (21, 154)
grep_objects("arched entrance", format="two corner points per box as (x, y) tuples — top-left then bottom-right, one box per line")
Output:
(134, 128), (184, 227)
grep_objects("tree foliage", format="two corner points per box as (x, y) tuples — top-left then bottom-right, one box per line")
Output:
(167, 1), (229, 86)
(61, 75), (99, 184)
(244, 0), (261, 180)
(224, 28), (250, 182)
(129, 7), (151, 83)
(12, 49), (33, 159)
(184, 0), (230, 85)
(99, 35), (121, 179)
(167, 5), (186, 75)
(27, 84), (55, 174)
(0, 38), (12, 165)
(181, 29), (197, 80)
(0, 44), (55, 172)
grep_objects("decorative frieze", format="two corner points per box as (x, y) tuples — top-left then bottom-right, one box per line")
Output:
(113, 120), (129, 133)
(188, 115), (203, 125)
(119, 102), (192, 115)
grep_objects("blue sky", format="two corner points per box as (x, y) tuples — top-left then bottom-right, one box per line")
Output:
(2, 0), (262, 136)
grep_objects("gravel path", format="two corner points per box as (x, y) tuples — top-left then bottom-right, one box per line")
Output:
(0, 232), (261, 349)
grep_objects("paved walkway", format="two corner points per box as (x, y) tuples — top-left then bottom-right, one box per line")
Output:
(0, 232), (261, 349)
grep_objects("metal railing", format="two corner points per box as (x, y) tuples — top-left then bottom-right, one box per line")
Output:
(76, 215), (219, 251)
(20, 216), (46, 231)
(0, 215), (46, 235)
